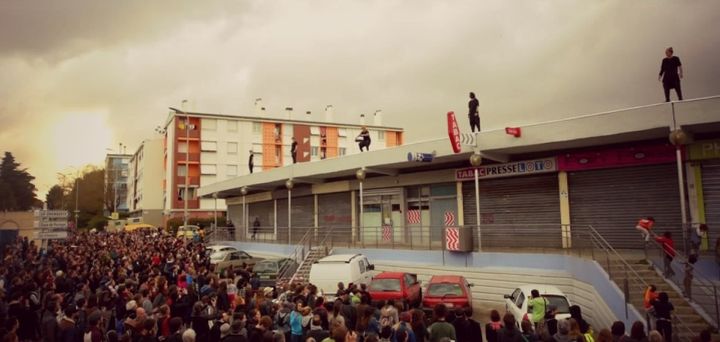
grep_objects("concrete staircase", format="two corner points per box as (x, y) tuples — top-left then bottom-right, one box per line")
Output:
(598, 255), (714, 340)
(290, 247), (329, 284)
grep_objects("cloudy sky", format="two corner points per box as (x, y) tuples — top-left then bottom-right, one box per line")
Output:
(1, 0), (719, 196)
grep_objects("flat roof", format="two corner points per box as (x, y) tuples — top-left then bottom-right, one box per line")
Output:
(199, 96), (720, 199)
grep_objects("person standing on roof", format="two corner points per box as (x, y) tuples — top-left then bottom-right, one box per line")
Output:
(658, 47), (683, 102)
(291, 137), (298, 164)
(468, 92), (480, 133)
(248, 150), (254, 174)
(635, 216), (655, 242)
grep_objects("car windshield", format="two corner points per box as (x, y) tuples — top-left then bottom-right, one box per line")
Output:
(210, 252), (226, 261)
(369, 279), (401, 292)
(427, 283), (463, 297)
(527, 295), (571, 314)
(254, 261), (278, 273)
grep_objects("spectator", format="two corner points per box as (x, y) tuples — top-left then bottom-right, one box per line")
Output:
(648, 331), (663, 342)
(428, 304), (455, 342)
(528, 289), (547, 332)
(652, 293), (673, 342)
(411, 309), (428, 342)
(643, 286), (659, 330)
(497, 313), (523, 342)
(485, 310), (504, 342)
(627, 321), (648, 342)
(357, 127), (371, 152)
(545, 305), (559, 337)
(167, 317), (184, 342)
(654, 232), (676, 278)
(610, 321), (626, 342)
(468, 92), (480, 133)
(597, 329), (613, 342)
(635, 217), (655, 243)
(521, 320), (539, 342)
(658, 47), (683, 102)
(568, 305), (591, 336)
(683, 254), (698, 300)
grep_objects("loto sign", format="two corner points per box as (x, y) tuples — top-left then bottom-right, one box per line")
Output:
(447, 112), (461, 153)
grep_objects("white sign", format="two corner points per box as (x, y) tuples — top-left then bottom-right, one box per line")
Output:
(34, 231), (68, 240)
(34, 210), (69, 218)
(33, 220), (69, 229)
(455, 157), (557, 181)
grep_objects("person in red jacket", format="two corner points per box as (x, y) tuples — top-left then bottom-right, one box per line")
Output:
(636, 216), (655, 242)
(655, 232), (676, 278)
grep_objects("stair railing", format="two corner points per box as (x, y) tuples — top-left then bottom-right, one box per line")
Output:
(276, 228), (314, 285)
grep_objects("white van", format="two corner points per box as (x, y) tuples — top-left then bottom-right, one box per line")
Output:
(309, 254), (375, 301)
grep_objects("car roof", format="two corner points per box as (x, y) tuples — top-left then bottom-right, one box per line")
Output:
(207, 245), (235, 249)
(428, 275), (465, 283)
(318, 254), (364, 263)
(515, 284), (565, 295)
(373, 272), (406, 279)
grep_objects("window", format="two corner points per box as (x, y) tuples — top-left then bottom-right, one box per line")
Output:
(226, 120), (238, 132)
(378, 130), (385, 140)
(201, 141), (217, 152)
(177, 187), (195, 200)
(202, 119), (217, 130)
(227, 142), (238, 154)
(338, 128), (347, 137)
(515, 292), (525, 309)
(226, 165), (238, 177)
(310, 127), (321, 136)
(339, 148), (346, 156)
(178, 142), (188, 153)
(253, 122), (262, 133)
(177, 165), (187, 177)
(311, 147), (319, 157)
(200, 164), (217, 175)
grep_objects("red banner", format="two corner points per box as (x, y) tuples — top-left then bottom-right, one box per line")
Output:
(447, 112), (461, 153)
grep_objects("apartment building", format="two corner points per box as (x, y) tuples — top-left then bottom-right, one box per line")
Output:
(104, 153), (131, 216)
(126, 139), (165, 227)
(161, 104), (404, 223)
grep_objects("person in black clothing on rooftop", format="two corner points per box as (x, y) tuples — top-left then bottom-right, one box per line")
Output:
(658, 47), (683, 102)
(468, 92), (480, 133)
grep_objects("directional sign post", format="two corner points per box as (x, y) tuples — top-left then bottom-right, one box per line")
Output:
(33, 210), (69, 243)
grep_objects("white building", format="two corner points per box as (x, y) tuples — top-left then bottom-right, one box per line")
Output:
(126, 139), (165, 227)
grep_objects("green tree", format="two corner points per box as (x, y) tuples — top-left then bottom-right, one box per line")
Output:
(46, 185), (65, 210)
(66, 167), (106, 229)
(0, 152), (38, 210)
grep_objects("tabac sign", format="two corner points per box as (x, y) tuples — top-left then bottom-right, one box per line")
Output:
(455, 157), (557, 181)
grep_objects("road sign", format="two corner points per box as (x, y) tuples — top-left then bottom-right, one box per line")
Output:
(447, 112), (461, 153)
(505, 127), (522, 137)
(34, 231), (68, 240)
(34, 210), (69, 218)
(33, 220), (69, 229)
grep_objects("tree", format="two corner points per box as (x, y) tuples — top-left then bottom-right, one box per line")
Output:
(0, 152), (38, 211)
(46, 185), (65, 210)
(65, 167), (106, 229)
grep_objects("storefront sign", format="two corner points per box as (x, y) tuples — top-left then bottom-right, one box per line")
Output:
(447, 112), (461, 153)
(688, 140), (720, 160)
(557, 143), (676, 171)
(455, 158), (557, 181)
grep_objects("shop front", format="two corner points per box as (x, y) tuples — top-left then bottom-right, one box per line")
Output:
(687, 139), (720, 250)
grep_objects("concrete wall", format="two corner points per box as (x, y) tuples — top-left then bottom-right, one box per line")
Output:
(221, 240), (642, 330)
(0, 211), (36, 239)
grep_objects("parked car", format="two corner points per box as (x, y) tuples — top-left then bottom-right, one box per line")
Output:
(213, 250), (264, 272)
(368, 272), (422, 308)
(309, 254), (375, 302)
(504, 285), (571, 325)
(176, 225), (200, 239)
(206, 245), (239, 260)
(422, 275), (474, 315)
(254, 258), (300, 287)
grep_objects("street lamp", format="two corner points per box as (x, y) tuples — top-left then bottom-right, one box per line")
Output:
(356, 168), (366, 242)
(286, 179), (294, 243)
(669, 129), (689, 252)
(469, 153), (482, 251)
(241, 187), (248, 240)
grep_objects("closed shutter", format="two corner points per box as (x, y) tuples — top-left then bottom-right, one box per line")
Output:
(248, 200), (274, 235)
(227, 204), (243, 236)
(701, 160), (720, 231)
(277, 196), (314, 243)
(319, 193), (352, 242)
(462, 173), (561, 248)
(569, 164), (681, 249)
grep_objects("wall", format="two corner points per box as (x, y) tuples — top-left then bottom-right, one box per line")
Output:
(0, 211), (36, 239)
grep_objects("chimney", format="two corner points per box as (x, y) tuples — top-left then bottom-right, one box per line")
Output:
(325, 105), (334, 122)
(373, 110), (382, 126)
(285, 107), (293, 120)
(360, 113), (366, 126)
(254, 98), (264, 116)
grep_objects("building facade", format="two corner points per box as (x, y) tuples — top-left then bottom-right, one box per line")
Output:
(126, 139), (165, 227)
(162, 106), (403, 225)
(199, 97), (719, 251)
(104, 154), (131, 216)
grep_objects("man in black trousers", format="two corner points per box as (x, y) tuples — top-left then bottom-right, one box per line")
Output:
(468, 92), (480, 132)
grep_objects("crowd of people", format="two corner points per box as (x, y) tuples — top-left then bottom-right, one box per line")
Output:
(0, 230), (714, 342)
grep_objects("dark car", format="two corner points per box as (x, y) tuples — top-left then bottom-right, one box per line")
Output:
(254, 258), (299, 287)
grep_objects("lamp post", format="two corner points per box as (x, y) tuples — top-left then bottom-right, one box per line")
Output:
(74, 177), (80, 230)
(356, 168), (366, 242)
(286, 179), (294, 243)
(669, 129), (689, 253)
(213, 192), (218, 237)
(241, 187), (248, 240)
(470, 153), (482, 251)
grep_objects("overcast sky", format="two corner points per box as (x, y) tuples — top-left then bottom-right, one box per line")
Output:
(1, 0), (719, 196)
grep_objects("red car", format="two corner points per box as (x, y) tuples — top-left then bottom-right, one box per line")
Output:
(368, 272), (422, 308)
(422, 275), (474, 315)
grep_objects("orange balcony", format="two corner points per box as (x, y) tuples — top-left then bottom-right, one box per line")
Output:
(174, 199), (199, 209)
(176, 176), (200, 186)
(176, 127), (200, 139)
(176, 153), (200, 163)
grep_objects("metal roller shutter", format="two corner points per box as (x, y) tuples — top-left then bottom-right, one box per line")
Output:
(569, 164), (682, 249)
(701, 160), (720, 232)
(277, 196), (314, 242)
(462, 173), (561, 248)
(248, 200), (274, 233)
(318, 193), (352, 242)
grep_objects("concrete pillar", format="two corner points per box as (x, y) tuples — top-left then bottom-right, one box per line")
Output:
(456, 181), (464, 226)
(558, 171), (571, 248)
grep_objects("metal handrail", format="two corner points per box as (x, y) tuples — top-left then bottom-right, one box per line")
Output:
(277, 228), (314, 285)
(646, 233), (719, 329)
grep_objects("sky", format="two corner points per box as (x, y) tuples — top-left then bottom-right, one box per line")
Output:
(1, 0), (719, 197)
